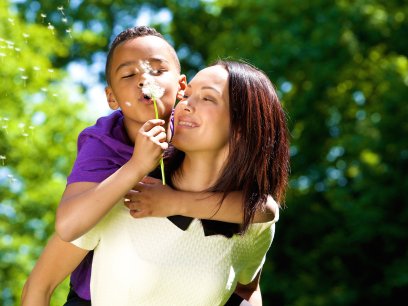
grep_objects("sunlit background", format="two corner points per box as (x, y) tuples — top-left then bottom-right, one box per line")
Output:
(1, 0), (407, 305)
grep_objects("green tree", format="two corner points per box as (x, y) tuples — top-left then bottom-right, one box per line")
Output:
(0, 0), (92, 304)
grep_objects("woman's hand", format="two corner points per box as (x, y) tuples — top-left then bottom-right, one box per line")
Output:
(131, 119), (168, 175)
(124, 176), (179, 218)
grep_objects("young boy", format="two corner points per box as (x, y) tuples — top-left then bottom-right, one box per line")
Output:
(24, 26), (277, 305)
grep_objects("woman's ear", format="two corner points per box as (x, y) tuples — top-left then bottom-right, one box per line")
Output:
(105, 87), (119, 110)
(176, 74), (187, 101)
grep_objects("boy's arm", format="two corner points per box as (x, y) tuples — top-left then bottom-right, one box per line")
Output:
(234, 271), (263, 306)
(56, 119), (167, 241)
(56, 158), (149, 241)
(21, 234), (88, 306)
(125, 177), (277, 223)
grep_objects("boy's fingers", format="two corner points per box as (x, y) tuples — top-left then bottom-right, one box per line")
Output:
(141, 119), (165, 131)
(145, 125), (166, 137)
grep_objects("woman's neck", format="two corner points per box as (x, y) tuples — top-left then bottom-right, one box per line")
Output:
(173, 150), (228, 192)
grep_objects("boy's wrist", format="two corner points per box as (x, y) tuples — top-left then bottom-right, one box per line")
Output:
(169, 190), (188, 216)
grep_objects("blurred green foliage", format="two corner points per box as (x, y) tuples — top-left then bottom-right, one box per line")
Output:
(2, 0), (407, 305)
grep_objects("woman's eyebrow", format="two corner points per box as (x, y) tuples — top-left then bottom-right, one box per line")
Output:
(201, 86), (221, 95)
(186, 84), (221, 95)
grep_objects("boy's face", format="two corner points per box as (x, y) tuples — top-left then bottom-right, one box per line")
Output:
(106, 36), (185, 130)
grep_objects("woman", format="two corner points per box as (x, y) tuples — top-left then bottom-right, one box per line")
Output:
(22, 60), (289, 305)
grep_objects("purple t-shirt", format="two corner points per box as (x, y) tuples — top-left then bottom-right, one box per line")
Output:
(68, 110), (133, 300)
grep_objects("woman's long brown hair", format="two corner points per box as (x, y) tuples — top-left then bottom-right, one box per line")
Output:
(166, 60), (290, 233)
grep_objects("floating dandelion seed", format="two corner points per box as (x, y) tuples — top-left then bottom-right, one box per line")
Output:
(33, 66), (40, 71)
(41, 87), (48, 92)
(18, 67), (25, 72)
(57, 6), (65, 16)
(21, 75), (28, 87)
(140, 60), (166, 185)
(66, 28), (72, 38)
(62, 17), (68, 23)
(23, 33), (29, 43)
(48, 69), (54, 73)
(0, 155), (6, 166)
(8, 18), (14, 25)
(40, 13), (47, 23)
(47, 23), (55, 35)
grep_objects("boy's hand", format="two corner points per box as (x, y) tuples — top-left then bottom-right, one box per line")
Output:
(124, 176), (178, 218)
(131, 119), (168, 175)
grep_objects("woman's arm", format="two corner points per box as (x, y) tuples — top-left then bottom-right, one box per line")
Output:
(21, 234), (89, 306)
(124, 177), (277, 223)
(56, 119), (167, 241)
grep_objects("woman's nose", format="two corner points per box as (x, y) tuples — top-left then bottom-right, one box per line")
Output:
(178, 100), (192, 112)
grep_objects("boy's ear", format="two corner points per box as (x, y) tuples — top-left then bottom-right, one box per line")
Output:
(176, 74), (187, 101)
(105, 86), (119, 110)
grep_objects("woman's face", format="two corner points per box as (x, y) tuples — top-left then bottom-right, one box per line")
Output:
(172, 65), (230, 155)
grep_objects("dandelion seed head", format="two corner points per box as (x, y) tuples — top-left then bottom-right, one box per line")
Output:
(142, 79), (165, 99)
(139, 60), (165, 99)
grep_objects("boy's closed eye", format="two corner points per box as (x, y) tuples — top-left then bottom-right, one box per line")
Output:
(122, 73), (136, 79)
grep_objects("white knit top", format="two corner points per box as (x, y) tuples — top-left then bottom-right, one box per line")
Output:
(72, 201), (278, 306)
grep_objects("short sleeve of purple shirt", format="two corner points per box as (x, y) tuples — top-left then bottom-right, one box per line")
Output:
(67, 110), (133, 184)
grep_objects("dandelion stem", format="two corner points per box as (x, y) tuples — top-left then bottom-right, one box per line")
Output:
(152, 97), (166, 185)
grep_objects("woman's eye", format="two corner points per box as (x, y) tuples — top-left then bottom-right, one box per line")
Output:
(203, 97), (215, 103)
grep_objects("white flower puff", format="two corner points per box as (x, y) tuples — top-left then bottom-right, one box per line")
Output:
(140, 60), (165, 99)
